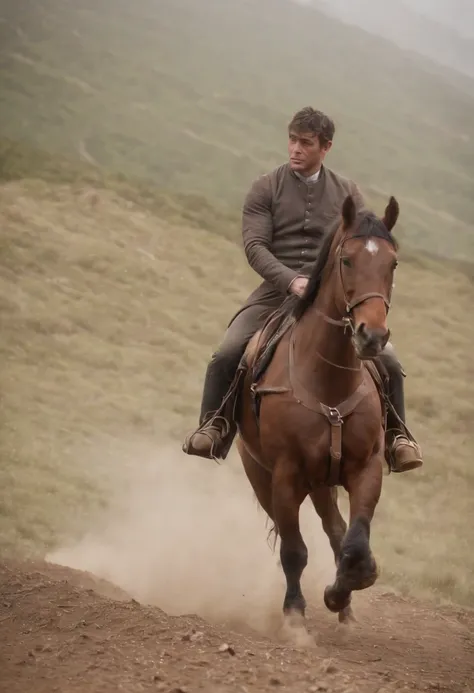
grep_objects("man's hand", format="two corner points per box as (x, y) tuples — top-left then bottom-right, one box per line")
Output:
(288, 276), (309, 297)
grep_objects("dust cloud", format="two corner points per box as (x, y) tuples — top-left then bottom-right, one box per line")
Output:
(47, 440), (337, 633)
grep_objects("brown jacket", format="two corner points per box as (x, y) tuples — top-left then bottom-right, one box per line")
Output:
(233, 162), (364, 320)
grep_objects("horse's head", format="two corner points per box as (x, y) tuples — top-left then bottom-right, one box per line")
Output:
(334, 195), (399, 360)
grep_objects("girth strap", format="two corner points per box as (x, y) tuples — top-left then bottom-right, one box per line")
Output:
(250, 326), (376, 487)
(288, 327), (372, 486)
(317, 382), (371, 485)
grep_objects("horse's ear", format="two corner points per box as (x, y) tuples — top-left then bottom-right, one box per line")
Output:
(383, 196), (399, 232)
(342, 195), (356, 228)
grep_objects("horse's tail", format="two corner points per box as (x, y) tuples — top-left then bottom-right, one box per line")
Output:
(266, 519), (279, 552)
(256, 500), (279, 552)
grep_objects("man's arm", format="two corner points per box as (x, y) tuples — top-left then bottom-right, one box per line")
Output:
(242, 175), (299, 295)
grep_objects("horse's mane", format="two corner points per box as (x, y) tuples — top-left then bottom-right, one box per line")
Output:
(282, 210), (399, 322)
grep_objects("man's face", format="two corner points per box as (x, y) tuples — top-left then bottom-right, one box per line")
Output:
(288, 130), (332, 175)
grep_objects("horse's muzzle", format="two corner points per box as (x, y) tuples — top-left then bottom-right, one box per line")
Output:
(352, 323), (390, 360)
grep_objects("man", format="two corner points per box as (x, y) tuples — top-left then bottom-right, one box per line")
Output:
(182, 107), (423, 473)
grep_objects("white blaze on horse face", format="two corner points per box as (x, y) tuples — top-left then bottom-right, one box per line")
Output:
(365, 239), (379, 256)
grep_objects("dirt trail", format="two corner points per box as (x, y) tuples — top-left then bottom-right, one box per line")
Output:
(1, 559), (473, 693)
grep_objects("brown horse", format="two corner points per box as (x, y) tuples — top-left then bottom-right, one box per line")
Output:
(235, 194), (400, 625)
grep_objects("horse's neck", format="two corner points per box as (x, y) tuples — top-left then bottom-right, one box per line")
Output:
(293, 292), (363, 406)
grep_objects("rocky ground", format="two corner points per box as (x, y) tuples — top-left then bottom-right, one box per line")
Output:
(1, 559), (473, 693)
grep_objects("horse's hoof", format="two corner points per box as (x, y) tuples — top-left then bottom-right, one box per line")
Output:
(280, 611), (313, 647)
(354, 559), (379, 591)
(324, 585), (351, 613)
(338, 605), (356, 625)
(283, 607), (306, 628)
(340, 554), (379, 593)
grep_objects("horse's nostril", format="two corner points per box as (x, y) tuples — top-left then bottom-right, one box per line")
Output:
(355, 324), (389, 352)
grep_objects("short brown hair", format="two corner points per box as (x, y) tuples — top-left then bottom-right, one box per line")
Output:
(288, 107), (335, 146)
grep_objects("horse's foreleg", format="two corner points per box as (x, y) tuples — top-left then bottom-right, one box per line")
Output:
(272, 461), (308, 621)
(309, 487), (347, 560)
(309, 487), (355, 624)
(323, 454), (382, 613)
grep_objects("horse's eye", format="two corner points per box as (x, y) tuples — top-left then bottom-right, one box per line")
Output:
(342, 257), (351, 268)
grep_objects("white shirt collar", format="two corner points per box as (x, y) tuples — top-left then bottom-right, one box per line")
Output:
(294, 168), (321, 184)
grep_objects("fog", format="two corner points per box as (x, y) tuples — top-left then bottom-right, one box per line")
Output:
(305, 0), (474, 77)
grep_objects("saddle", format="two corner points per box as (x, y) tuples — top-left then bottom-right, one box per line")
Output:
(248, 307), (388, 407)
(209, 307), (296, 460)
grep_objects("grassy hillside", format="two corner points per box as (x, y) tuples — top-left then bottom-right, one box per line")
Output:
(0, 160), (473, 606)
(0, 0), (473, 260)
(0, 0), (473, 613)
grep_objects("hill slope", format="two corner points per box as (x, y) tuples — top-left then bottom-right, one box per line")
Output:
(1, 176), (473, 610)
(0, 0), (473, 260)
(316, 0), (474, 78)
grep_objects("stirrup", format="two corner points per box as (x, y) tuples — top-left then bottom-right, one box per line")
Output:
(182, 416), (230, 462)
(388, 433), (423, 473)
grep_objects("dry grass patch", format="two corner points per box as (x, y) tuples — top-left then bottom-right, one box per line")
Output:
(0, 178), (473, 608)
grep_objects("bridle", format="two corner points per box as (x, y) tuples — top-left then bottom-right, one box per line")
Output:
(316, 231), (395, 334)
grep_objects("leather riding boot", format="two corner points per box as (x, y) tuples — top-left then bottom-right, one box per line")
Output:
(382, 353), (423, 473)
(182, 356), (234, 460)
